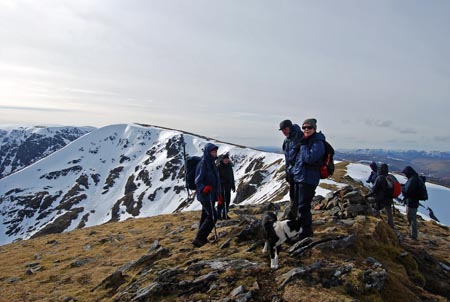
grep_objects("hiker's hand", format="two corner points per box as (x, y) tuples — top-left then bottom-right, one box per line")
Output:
(202, 185), (212, 194)
(232, 186), (235, 193)
(217, 194), (223, 206)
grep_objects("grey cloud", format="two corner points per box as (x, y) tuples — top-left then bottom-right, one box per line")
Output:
(0, 106), (75, 112)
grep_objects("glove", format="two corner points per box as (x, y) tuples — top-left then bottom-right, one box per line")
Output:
(202, 185), (212, 194)
(217, 194), (223, 206)
(232, 186), (236, 193)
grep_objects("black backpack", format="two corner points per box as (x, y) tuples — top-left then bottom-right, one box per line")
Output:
(185, 156), (201, 190)
(320, 141), (335, 179)
(416, 175), (428, 201)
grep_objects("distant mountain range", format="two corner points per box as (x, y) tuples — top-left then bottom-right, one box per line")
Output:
(0, 126), (94, 179)
(335, 149), (450, 187)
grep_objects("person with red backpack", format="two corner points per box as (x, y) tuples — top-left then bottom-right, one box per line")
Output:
(364, 163), (395, 229)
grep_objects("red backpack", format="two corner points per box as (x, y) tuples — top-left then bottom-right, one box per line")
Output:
(386, 174), (401, 198)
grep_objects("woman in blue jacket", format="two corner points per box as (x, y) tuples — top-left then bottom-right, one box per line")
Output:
(192, 143), (222, 247)
(292, 118), (325, 239)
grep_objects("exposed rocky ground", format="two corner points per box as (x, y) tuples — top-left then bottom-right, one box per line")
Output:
(0, 183), (448, 302)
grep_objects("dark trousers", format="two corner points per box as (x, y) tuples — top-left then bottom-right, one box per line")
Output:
(286, 177), (298, 220)
(294, 182), (316, 236)
(218, 184), (232, 219)
(195, 197), (217, 242)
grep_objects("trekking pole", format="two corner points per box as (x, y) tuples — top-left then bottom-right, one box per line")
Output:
(209, 193), (218, 244)
(180, 134), (193, 203)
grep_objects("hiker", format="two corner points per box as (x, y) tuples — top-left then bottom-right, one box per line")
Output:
(279, 119), (303, 220)
(217, 153), (235, 220)
(192, 143), (222, 247)
(401, 166), (421, 240)
(292, 118), (325, 239)
(366, 161), (378, 185)
(364, 163), (395, 228)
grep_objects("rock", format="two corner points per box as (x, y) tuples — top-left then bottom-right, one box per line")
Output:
(70, 258), (95, 268)
(91, 271), (126, 292)
(277, 260), (323, 289)
(230, 285), (246, 297)
(315, 235), (356, 250)
(131, 282), (163, 301)
(219, 238), (232, 249)
(147, 240), (160, 253)
(363, 269), (388, 290)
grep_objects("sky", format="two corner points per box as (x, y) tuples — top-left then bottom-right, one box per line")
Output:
(1, 1), (449, 151)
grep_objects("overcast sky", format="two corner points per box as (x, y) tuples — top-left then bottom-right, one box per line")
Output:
(1, 1), (449, 151)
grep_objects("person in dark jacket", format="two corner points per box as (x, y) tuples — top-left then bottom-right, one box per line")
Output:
(279, 119), (303, 220)
(292, 118), (325, 239)
(365, 163), (394, 228)
(192, 143), (222, 247)
(217, 153), (235, 220)
(402, 166), (421, 240)
(366, 161), (378, 185)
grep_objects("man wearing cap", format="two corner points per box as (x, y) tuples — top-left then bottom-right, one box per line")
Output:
(292, 118), (326, 239)
(192, 143), (222, 247)
(279, 119), (303, 219)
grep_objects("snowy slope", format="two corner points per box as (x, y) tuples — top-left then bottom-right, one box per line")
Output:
(0, 124), (288, 245)
(0, 125), (94, 178)
(1, 124), (449, 246)
(347, 163), (450, 226)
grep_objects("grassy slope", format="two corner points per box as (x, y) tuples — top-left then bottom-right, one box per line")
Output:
(0, 162), (448, 302)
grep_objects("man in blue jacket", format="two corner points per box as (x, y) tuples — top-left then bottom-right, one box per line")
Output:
(292, 118), (325, 239)
(192, 143), (222, 247)
(279, 119), (303, 219)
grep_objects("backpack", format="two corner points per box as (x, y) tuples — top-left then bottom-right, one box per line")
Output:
(319, 141), (335, 179)
(185, 156), (201, 190)
(386, 174), (401, 198)
(416, 175), (428, 201)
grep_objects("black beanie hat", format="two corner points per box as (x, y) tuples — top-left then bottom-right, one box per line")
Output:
(279, 119), (293, 130)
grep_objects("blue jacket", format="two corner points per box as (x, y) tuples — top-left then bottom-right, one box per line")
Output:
(293, 131), (326, 186)
(402, 166), (420, 208)
(282, 124), (303, 176)
(195, 143), (221, 202)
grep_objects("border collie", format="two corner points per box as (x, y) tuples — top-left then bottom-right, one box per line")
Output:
(261, 211), (302, 269)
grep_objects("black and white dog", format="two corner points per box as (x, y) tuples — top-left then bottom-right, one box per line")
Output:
(261, 211), (302, 269)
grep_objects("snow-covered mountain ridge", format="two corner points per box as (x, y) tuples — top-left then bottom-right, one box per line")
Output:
(0, 125), (94, 179)
(1, 123), (449, 246)
(0, 124), (286, 245)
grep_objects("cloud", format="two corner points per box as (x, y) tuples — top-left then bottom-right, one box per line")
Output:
(433, 135), (450, 143)
(365, 119), (393, 128)
(396, 127), (417, 134)
(0, 105), (75, 113)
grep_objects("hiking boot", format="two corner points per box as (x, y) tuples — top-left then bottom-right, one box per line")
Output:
(192, 238), (207, 248)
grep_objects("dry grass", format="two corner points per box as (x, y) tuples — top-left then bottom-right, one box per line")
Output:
(0, 167), (449, 301)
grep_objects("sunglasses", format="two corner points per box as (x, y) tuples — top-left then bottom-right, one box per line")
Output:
(302, 126), (314, 130)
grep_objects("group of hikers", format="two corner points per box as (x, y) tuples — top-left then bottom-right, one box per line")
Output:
(365, 161), (430, 241)
(191, 117), (429, 247)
